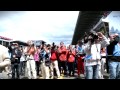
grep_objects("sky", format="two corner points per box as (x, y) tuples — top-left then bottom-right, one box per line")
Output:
(0, 11), (79, 45)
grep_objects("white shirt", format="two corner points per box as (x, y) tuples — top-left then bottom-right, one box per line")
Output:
(84, 36), (109, 66)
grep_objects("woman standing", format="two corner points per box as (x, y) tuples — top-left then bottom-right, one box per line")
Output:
(34, 46), (40, 77)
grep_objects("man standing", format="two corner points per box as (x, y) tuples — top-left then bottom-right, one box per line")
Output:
(40, 44), (51, 79)
(84, 32), (109, 79)
(107, 34), (120, 79)
(11, 43), (22, 79)
(76, 40), (85, 77)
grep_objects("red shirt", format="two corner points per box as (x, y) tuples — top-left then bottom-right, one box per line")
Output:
(58, 46), (68, 61)
(67, 50), (75, 62)
(50, 50), (58, 61)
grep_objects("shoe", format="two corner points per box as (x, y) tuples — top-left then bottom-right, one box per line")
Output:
(57, 76), (63, 79)
(72, 74), (75, 77)
(50, 77), (54, 79)
(39, 77), (44, 79)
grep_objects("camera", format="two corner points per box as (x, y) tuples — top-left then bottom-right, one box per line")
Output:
(89, 32), (98, 40)
(84, 31), (99, 44)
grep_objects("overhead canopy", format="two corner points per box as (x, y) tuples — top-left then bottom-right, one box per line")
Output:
(11, 40), (29, 46)
(71, 11), (110, 45)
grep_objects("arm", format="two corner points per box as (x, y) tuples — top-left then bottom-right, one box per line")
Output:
(0, 49), (11, 68)
(44, 47), (49, 54)
(101, 36), (110, 48)
(71, 51), (76, 56)
(57, 48), (61, 53)
(69, 50), (75, 56)
(97, 32), (110, 48)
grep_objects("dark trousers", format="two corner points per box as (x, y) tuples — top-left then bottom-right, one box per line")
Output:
(11, 63), (20, 79)
(36, 61), (40, 76)
(68, 62), (75, 76)
(58, 60), (67, 75)
(106, 57), (109, 73)
(20, 61), (26, 76)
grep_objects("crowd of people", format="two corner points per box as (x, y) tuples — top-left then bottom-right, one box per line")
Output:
(0, 31), (120, 79)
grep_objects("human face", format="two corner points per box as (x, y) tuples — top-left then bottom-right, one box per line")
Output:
(27, 40), (33, 45)
(60, 42), (64, 47)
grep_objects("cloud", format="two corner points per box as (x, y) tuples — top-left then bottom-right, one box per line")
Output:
(0, 11), (79, 44)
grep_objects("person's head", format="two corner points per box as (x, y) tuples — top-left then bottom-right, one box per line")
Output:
(77, 40), (83, 46)
(57, 46), (59, 49)
(27, 40), (33, 46)
(110, 33), (119, 41)
(68, 45), (72, 50)
(47, 44), (51, 50)
(60, 41), (64, 47)
(109, 34), (114, 41)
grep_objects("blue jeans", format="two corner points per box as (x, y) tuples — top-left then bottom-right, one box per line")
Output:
(109, 61), (120, 79)
(85, 64), (100, 79)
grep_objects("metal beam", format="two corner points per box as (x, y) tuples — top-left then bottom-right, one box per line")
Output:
(71, 11), (106, 45)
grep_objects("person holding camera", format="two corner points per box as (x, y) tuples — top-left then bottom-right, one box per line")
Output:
(40, 43), (51, 79)
(49, 42), (60, 79)
(24, 40), (37, 79)
(33, 46), (41, 77)
(10, 43), (22, 79)
(107, 33), (120, 79)
(76, 40), (85, 78)
(67, 45), (76, 77)
(58, 42), (68, 76)
(84, 31), (109, 79)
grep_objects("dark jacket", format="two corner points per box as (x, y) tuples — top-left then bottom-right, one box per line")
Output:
(11, 48), (22, 64)
(107, 36), (120, 62)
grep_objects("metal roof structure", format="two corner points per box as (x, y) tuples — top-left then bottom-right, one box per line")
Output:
(71, 11), (111, 45)
(0, 36), (12, 40)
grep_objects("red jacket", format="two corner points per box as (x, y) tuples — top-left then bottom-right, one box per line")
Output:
(50, 50), (58, 61)
(58, 46), (68, 61)
(67, 50), (75, 62)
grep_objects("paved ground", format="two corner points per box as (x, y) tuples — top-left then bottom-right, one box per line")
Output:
(0, 70), (109, 79)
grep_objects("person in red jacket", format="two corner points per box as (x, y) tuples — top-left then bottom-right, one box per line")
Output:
(50, 43), (60, 79)
(67, 45), (76, 76)
(58, 42), (68, 76)
(76, 40), (85, 77)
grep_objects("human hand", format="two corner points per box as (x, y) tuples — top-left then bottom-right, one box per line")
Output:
(97, 32), (104, 38)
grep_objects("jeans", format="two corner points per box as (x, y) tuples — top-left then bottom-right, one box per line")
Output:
(11, 63), (20, 79)
(20, 61), (26, 76)
(85, 64), (100, 79)
(109, 61), (120, 79)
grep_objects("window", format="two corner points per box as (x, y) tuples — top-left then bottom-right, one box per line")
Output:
(0, 40), (2, 45)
